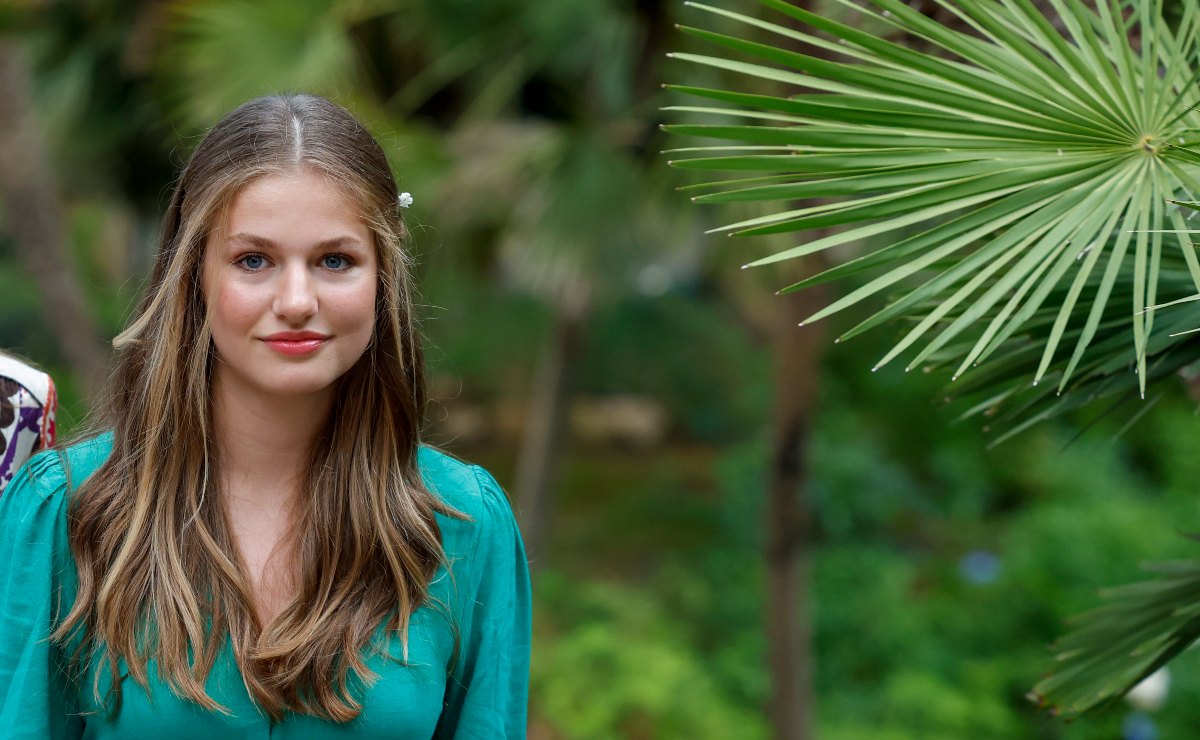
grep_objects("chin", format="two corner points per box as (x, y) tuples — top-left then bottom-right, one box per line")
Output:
(249, 373), (343, 400)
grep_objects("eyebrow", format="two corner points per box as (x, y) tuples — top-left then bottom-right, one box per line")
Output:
(228, 233), (366, 251)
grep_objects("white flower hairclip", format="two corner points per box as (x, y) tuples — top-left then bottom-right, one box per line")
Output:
(398, 192), (413, 209)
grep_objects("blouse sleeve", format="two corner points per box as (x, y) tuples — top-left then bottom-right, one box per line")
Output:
(0, 452), (82, 739)
(434, 467), (532, 739)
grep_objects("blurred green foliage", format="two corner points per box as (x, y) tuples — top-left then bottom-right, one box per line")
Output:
(520, 347), (1200, 738)
(4, 0), (1200, 737)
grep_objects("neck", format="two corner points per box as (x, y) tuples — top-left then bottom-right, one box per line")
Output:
(210, 370), (334, 508)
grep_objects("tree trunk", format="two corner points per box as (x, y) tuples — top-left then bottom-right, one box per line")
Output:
(0, 41), (109, 398)
(743, 3), (841, 731)
(765, 277), (828, 740)
(515, 302), (587, 567)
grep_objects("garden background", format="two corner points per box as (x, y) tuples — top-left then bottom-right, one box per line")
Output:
(2, 1), (1198, 737)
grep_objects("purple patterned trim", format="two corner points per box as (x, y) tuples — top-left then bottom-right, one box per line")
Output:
(0, 387), (47, 494)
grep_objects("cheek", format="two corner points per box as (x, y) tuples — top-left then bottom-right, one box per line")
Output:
(327, 285), (378, 337)
(208, 281), (265, 339)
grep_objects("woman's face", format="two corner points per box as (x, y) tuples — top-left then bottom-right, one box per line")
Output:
(203, 169), (378, 404)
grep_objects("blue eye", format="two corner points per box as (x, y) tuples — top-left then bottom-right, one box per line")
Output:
(237, 254), (267, 270)
(323, 254), (351, 270)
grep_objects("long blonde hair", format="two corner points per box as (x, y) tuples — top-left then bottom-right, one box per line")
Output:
(53, 94), (454, 722)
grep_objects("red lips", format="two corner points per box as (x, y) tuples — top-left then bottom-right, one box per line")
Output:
(262, 331), (330, 355)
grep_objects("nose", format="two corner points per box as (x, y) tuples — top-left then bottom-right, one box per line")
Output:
(273, 263), (318, 323)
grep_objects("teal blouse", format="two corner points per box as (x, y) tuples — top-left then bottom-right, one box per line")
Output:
(0, 434), (531, 739)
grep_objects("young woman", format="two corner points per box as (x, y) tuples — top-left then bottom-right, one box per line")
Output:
(0, 94), (530, 738)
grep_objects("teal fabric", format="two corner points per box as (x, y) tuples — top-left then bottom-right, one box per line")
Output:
(0, 433), (531, 739)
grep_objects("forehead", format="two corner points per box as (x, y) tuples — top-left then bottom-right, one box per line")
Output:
(218, 170), (372, 244)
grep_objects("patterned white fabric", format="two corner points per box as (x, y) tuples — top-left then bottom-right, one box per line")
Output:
(0, 354), (56, 494)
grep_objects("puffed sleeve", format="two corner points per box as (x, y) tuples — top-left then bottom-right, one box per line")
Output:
(434, 467), (532, 739)
(0, 452), (83, 739)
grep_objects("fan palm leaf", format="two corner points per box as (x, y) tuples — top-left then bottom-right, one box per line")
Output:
(666, 0), (1200, 414)
(667, 0), (1200, 719)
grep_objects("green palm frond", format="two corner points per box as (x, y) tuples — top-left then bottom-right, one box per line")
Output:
(666, 0), (1200, 422)
(1030, 554), (1200, 716)
(941, 238), (1200, 445)
(667, 0), (1200, 719)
